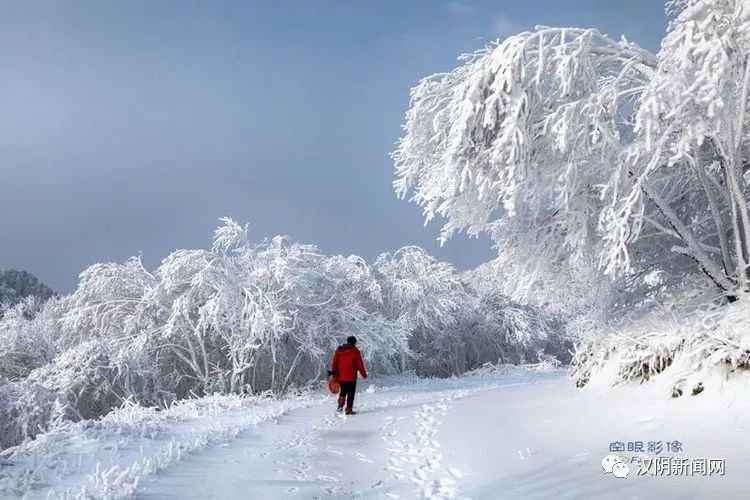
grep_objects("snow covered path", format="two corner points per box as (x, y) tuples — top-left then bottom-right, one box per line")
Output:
(3, 369), (749, 499)
(136, 376), (516, 500)
(135, 370), (749, 500)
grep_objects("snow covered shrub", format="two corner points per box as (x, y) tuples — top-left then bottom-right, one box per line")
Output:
(372, 247), (466, 371)
(0, 296), (63, 384)
(59, 256), (155, 345)
(572, 293), (750, 391)
(370, 247), (570, 377)
(373, 247), (464, 332)
(284, 252), (409, 384)
(409, 287), (568, 377)
(25, 336), (161, 419)
(0, 381), (62, 450)
(471, 293), (568, 365)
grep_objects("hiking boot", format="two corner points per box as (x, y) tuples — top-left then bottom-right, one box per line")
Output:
(345, 408), (356, 415)
(337, 404), (344, 412)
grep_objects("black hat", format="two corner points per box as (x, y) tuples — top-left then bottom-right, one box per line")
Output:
(346, 336), (357, 345)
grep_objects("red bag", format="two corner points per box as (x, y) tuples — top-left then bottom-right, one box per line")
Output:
(328, 378), (340, 394)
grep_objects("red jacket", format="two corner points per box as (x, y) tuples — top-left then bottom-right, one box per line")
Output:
(330, 345), (367, 382)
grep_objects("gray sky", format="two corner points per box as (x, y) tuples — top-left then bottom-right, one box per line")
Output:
(0, 1), (666, 292)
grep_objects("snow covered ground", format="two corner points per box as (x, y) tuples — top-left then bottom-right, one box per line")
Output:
(2, 368), (748, 499)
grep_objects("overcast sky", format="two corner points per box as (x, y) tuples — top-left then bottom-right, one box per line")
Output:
(0, 0), (666, 292)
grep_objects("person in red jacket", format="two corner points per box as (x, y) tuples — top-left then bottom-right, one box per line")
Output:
(328, 336), (367, 415)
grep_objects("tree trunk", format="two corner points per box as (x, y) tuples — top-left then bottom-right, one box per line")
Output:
(641, 183), (735, 291)
(693, 163), (733, 277)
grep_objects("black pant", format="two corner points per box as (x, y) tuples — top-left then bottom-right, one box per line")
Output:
(338, 380), (357, 409)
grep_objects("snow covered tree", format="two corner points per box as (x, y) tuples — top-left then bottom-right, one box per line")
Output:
(373, 246), (464, 332)
(0, 269), (55, 310)
(0, 219), (566, 448)
(288, 253), (408, 383)
(610, 0), (750, 292)
(372, 247), (465, 370)
(393, 0), (750, 312)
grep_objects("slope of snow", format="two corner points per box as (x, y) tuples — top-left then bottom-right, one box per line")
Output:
(2, 368), (748, 499)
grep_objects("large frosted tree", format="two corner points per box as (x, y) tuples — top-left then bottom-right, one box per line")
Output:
(393, 0), (750, 306)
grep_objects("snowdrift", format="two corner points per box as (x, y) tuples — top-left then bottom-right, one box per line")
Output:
(573, 294), (750, 394)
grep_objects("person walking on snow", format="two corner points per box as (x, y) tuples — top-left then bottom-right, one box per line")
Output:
(328, 336), (367, 415)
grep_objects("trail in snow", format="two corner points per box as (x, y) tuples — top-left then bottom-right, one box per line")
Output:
(137, 379), (512, 499)
(136, 371), (750, 500)
(3, 370), (750, 499)
(383, 392), (468, 498)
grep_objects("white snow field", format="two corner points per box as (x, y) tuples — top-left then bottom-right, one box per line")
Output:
(2, 368), (748, 500)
